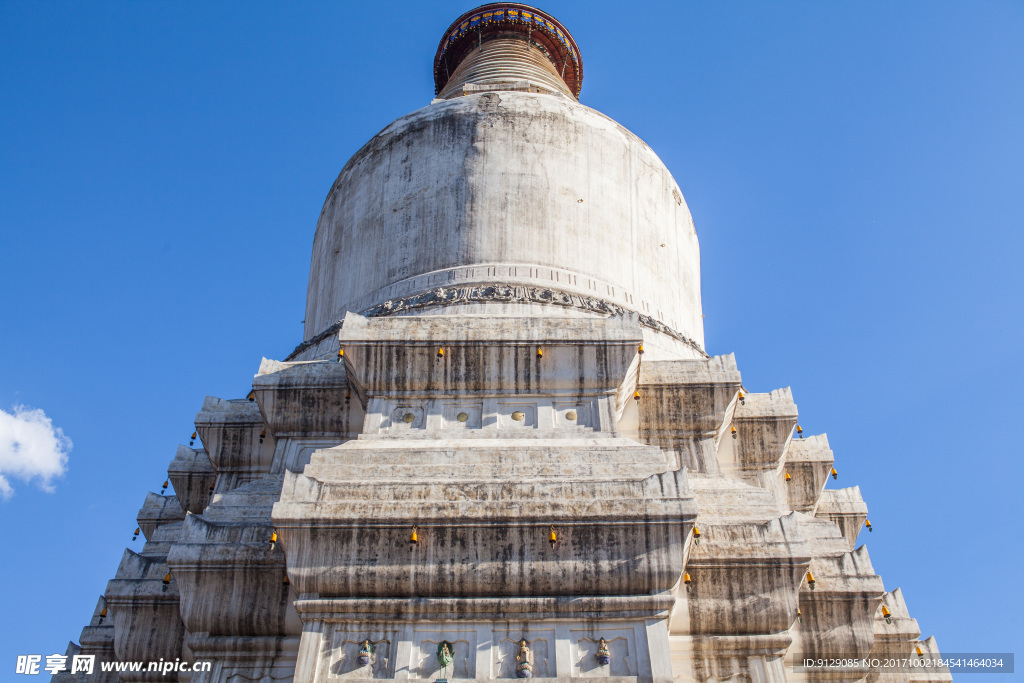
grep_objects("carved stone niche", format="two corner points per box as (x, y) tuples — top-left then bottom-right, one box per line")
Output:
(571, 626), (643, 678)
(332, 636), (393, 678)
(411, 629), (477, 680)
(492, 629), (555, 679)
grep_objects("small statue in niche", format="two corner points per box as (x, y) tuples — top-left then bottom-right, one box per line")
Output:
(596, 638), (611, 665)
(436, 641), (454, 682)
(358, 640), (373, 667)
(515, 639), (533, 678)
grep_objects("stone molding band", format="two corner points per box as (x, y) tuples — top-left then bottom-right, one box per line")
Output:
(680, 633), (794, 655)
(287, 284), (708, 361)
(186, 634), (301, 655)
(294, 594), (675, 620)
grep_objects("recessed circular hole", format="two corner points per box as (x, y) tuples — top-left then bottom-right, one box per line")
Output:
(402, 412), (416, 423)
(456, 412), (469, 422)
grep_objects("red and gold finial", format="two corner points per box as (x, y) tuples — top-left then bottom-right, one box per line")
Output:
(434, 3), (583, 98)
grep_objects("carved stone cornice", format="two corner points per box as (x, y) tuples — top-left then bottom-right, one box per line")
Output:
(287, 284), (708, 361)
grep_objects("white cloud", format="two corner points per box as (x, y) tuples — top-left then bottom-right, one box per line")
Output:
(0, 405), (71, 499)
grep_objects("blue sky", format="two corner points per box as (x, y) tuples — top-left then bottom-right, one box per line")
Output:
(1, 0), (1021, 677)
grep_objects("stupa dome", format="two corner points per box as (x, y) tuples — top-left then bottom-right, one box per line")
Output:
(297, 4), (704, 361)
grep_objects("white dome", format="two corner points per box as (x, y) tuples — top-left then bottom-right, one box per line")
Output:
(298, 90), (704, 361)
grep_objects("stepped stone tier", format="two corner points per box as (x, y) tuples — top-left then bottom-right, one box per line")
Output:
(55, 4), (949, 683)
